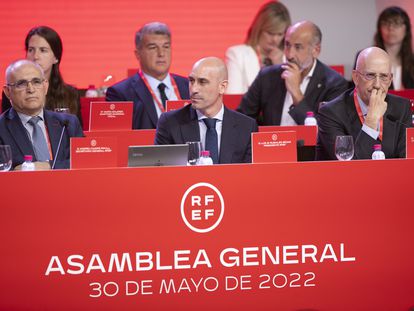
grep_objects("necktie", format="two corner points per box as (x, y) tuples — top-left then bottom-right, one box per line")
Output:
(27, 116), (50, 161)
(203, 118), (219, 164)
(158, 83), (168, 109)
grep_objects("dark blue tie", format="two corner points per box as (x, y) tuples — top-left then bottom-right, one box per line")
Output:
(203, 118), (219, 164)
(158, 83), (168, 109)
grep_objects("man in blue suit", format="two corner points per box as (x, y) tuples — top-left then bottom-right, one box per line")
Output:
(106, 22), (189, 129)
(0, 60), (83, 170)
(155, 57), (257, 164)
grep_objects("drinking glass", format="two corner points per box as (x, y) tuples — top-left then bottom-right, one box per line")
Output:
(0, 145), (12, 172)
(54, 107), (70, 113)
(335, 136), (354, 161)
(186, 141), (202, 165)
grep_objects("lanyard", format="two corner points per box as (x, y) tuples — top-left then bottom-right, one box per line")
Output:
(139, 71), (182, 113)
(353, 90), (383, 141)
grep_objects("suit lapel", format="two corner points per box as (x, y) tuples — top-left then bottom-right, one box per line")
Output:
(132, 74), (159, 127)
(381, 96), (397, 155)
(6, 108), (35, 157)
(180, 106), (200, 143)
(303, 60), (326, 102)
(44, 111), (62, 159)
(272, 77), (286, 125)
(219, 107), (238, 163)
(344, 91), (363, 138)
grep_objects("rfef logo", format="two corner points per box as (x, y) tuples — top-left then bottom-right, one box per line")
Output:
(180, 182), (224, 233)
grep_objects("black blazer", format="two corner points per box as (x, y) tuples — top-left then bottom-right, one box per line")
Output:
(316, 89), (412, 160)
(155, 104), (258, 164)
(238, 59), (349, 125)
(0, 108), (84, 169)
(105, 73), (189, 129)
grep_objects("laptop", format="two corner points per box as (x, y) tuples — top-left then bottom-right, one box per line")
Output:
(127, 144), (189, 167)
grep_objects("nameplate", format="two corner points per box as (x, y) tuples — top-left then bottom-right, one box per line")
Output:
(406, 128), (414, 158)
(259, 125), (317, 146)
(166, 100), (190, 112)
(252, 131), (297, 163)
(89, 101), (133, 131)
(70, 136), (118, 168)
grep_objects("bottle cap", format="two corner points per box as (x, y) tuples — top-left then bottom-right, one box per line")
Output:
(201, 150), (210, 157)
(306, 111), (314, 117)
(88, 84), (96, 89)
(24, 155), (33, 161)
(373, 144), (382, 151)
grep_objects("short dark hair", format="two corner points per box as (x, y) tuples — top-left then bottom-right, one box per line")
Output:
(135, 22), (171, 48)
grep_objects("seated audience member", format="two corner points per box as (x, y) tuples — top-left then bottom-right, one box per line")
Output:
(1, 26), (81, 121)
(155, 57), (258, 164)
(106, 22), (189, 129)
(225, 1), (291, 94)
(237, 21), (348, 126)
(0, 60), (83, 170)
(374, 6), (414, 90)
(317, 47), (411, 160)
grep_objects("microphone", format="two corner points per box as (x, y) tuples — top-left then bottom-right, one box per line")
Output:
(51, 120), (69, 169)
(386, 115), (412, 128)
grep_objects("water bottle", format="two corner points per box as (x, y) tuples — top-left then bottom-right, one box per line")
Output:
(85, 84), (99, 98)
(304, 111), (317, 126)
(372, 144), (385, 160)
(198, 150), (213, 165)
(21, 155), (35, 171)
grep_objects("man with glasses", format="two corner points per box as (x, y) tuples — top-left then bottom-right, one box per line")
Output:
(106, 22), (189, 129)
(0, 60), (83, 169)
(317, 47), (412, 160)
(237, 21), (348, 126)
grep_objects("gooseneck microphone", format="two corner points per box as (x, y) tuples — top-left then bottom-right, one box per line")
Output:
(51, 120), (69, 169)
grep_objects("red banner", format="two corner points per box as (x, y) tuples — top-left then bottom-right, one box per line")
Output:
(1, 160), (414, 310)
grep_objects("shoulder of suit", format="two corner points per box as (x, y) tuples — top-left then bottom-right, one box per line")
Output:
(225, 107), (256, 124)
(171, 73), (189, 83)
(319, 89), (352, 111)
(108, 75), (138, 90)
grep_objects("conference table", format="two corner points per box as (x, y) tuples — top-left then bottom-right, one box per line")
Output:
(1, 159), (413, 311)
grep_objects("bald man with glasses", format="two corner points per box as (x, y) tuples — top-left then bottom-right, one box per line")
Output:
(317, 47), (412, 160)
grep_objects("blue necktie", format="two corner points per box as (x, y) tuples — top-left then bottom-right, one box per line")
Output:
(27, 116), (50, 161)
(203, 118), (219, 164)
(158, 83), (168, 109)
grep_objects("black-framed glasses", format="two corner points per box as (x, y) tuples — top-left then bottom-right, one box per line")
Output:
(355, 71), (392, 82)
(7, 78), (45, 90)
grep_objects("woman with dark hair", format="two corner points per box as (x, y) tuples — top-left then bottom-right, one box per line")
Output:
(2, 26), (80, 119)
(374, 6), (414, 90)
(225, 1), (291, 94)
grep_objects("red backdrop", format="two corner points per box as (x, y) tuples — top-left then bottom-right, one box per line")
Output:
(1, 0), (266, 89)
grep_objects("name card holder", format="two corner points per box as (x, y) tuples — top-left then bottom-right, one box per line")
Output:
(252, 131), (297, 163)
(89, 101), (133, 131)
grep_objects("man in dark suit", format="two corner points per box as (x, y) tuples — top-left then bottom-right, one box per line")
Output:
(0, 60), (83, 170)
(317, 47), (411, 160)
(155, 57), (257, 164)
(238, 21), (348, 126)
(106, 22), (189, 129)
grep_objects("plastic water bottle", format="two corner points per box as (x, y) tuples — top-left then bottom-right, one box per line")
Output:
(21, 155), (35, 171)
(372, 144), (385, 160)
(85, 84), (99, 98)
(198, 150), (213, 165)
(304, 111), (317, 126)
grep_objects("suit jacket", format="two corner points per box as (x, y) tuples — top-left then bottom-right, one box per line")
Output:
(0, 108), (84, 169)
(155, 104), (258, 164)
(316, 89), (412, 160)
(225, 44), (261, 94)
(238, 59), (349, 125)
(105, 73), (189, 129)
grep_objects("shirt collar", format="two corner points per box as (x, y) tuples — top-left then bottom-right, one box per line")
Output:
(142, 72), (172, 91)
(196, 104), (224, 121)
(17, 109), (45, 125)
(305, 58), (317, 79)
(356, 93), (369, 116)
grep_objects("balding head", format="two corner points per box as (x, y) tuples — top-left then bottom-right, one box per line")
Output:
(352, 47), (392, 105)
(189, 57), (228, 117)
(287, 21), (322, 46)
(5, 59), (44, 83)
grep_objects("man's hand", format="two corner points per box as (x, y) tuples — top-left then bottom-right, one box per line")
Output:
(365, 88), (387, 130)
(281, 62), (304, 105)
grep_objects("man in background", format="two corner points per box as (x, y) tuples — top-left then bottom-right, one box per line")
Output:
(238, 20), (348, 126)
(0, 60), (83, 169)
(106, 22), (189, 129)
(155, 57), (257, 164)
(317, 47), (411, 160)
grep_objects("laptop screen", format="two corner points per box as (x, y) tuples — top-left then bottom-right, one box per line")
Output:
(127, 144), (189, 167)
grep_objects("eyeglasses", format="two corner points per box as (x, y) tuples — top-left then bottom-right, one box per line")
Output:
(380, 20), (405, 28)
(7, 78), (45, 90)
(355, 71), (392, 82)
